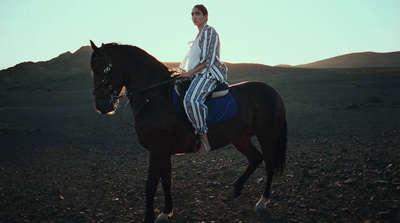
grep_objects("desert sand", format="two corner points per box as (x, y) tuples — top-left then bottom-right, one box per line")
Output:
(1, 64), (399, 222)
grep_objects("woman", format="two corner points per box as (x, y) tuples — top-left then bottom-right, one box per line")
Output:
(179, 4), (228, 159)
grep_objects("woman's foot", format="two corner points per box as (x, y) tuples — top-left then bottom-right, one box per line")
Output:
(196, 134), (211, 160)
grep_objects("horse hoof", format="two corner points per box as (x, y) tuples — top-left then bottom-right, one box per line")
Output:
(233, 194), (244, 207)
(254, 196), (270, 212)
(155, 211), (173, 223)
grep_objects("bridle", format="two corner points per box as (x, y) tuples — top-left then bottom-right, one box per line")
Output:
(91, 45), (180, 125)
(92, 46), (125, 105)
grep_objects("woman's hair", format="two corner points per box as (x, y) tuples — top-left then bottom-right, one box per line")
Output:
(194, 4), (208, 16)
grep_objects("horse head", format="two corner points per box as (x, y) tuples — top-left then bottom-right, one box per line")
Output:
(90, 40), (178, 116)
(90, 40), (125, 115)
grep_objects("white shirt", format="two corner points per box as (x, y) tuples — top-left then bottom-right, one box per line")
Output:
(180, 37), (201, 72)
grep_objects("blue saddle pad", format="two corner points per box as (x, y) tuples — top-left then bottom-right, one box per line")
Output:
(172, 90), (238, 125)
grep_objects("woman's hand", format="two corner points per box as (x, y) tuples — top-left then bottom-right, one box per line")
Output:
(179, 62), (206, 78)
(179, 71), (194, 78)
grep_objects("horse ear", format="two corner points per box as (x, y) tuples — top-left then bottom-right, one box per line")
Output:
(90, 40), (99, 51)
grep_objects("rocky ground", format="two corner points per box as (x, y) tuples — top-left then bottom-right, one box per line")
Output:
(1, 67), (399, 222)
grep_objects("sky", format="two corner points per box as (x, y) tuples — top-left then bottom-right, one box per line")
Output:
(0, 0), (399, 70)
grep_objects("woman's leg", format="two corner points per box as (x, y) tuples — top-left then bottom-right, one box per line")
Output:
(183, 75), (217, 158)
(183, 75), (217, 135)
(196, 133), (210, 159)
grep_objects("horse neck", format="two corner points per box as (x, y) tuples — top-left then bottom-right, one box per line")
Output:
(120, 48), (172, 111)
(122, 47), (171, 93)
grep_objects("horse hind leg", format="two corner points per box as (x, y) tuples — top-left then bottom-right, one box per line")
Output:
(254, 163), (274, 212)
(255, 123), (287, 212)
(233, 135), (263, 203)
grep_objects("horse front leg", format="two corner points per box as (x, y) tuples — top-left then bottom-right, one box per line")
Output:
(145, 153), (173, 223)
(155, 155), (174, 222)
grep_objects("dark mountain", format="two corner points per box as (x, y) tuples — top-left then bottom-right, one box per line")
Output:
(0, 46), (93, 92)
(2, 47), (400, 78)
(0, 46), (92, 77)
(296, 51), (400, 68)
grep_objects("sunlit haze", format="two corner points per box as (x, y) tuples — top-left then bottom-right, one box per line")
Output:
(0, 0), (399, 70)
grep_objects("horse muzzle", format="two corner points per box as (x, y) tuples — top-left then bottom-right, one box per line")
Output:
(95, 97), (118, 115)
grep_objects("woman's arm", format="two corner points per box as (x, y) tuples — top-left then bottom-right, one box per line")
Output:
(198, 26), (220, 76)
(179, 61), (206, 78)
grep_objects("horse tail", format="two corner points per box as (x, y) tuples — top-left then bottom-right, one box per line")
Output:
(274, 120), (287, 175)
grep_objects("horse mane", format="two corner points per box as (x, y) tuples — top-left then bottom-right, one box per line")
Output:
(105, 43), (179, 77)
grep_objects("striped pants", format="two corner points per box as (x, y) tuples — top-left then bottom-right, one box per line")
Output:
(183, 74), (218, 135)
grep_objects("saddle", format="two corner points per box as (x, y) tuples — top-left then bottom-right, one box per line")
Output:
(174, 79), (230, 98)
(172, 80), (237, 125)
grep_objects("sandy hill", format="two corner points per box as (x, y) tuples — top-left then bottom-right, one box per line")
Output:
(0, 46), (92, 77)
(296, 51), (400, 68)
(1, 46), (399, 80)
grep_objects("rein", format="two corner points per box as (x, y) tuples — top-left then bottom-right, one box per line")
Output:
(121, 78), (178, 126)
(122, 77), (179, 97)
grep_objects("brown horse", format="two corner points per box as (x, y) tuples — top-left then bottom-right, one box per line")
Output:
(90, 41), (287, 222)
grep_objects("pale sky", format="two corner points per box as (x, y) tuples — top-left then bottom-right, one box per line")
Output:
(0, 0), (399, 70)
